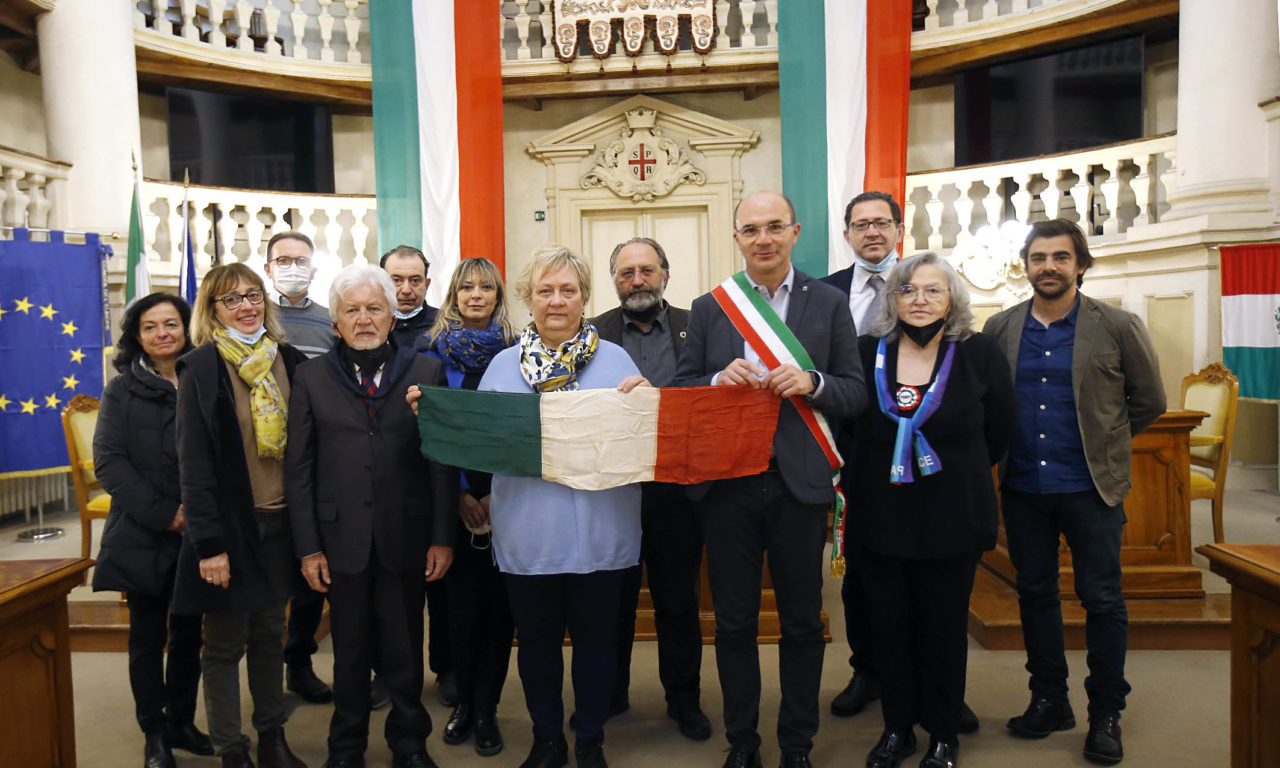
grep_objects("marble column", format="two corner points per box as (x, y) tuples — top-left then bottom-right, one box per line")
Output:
(37, 0), (142, 234)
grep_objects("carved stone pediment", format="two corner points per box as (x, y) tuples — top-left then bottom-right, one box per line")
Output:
(581, 107), (706, 202)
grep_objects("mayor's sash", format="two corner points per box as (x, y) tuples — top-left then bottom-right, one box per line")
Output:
(711, 272), (848, 576)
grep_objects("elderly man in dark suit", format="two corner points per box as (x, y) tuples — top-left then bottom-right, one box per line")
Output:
(590, 237), (711, 741)
(287, 263), (459, 768)
(675, 191), (868, 768)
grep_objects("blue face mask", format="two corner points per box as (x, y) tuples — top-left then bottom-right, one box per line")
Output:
(394, 304), (424, 321)
(856, 250), (900, 274)
(226, 325), (267, 345)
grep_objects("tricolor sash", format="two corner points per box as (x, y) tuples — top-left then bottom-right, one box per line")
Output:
(710, 272), (849, 577)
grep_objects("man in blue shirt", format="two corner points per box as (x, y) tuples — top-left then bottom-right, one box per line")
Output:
(983, 219), (1165, 766)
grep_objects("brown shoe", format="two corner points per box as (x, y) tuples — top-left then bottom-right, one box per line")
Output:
(258, 727), (307, 768)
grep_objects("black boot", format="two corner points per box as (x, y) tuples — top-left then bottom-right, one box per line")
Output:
(143, 729), (176, 768)
(167, 721), (215, 755)
(443, 704), (474, 745)
(257, 727), (307, 768)
(473, 707), (504, 757)
(517, 738), (567, 768)
(221, 744), (255, 768)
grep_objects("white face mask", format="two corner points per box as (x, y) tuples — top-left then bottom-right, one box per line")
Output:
(226, 325), (267, 345)
(272, 264), (312, 298)
(394, 304), (424, 321)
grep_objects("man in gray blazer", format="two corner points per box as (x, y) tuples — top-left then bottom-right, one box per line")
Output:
(675, 191), (867, 768)
(983, 219), (1164, 766)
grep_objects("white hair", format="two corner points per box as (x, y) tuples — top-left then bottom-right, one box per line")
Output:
(328, 263), (397, 320)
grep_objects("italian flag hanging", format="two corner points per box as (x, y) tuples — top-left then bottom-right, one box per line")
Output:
(1220, 244), (1280, 401)
(417, 386), (780, 491)
(370, 0), (505, 304)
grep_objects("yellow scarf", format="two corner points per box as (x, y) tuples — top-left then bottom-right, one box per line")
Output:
(213, 328), (288, 459)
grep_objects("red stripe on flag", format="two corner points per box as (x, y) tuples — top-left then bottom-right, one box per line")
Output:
(863, 0), (912, 205)
(453, 0), (506, 273)
(652, 387), (780, 484)
(1220, 244), (1280, 296)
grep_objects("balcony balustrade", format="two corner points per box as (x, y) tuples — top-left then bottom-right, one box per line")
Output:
(0, 145), (70, 232)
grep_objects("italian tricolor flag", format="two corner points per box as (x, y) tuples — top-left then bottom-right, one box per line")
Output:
(417, 386), (781, 491)
(370, 1), (505, 305)
(1221, 244), (1280, 401)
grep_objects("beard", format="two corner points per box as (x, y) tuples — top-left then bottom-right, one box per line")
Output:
(621, 287), (661, 314)
(1031, 273), (1072, 300)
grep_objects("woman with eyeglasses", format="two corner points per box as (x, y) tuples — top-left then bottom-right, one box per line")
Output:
(415, 257), (518, 757)
(171, 263), (309, 768)
(848, 252), (1014, 768)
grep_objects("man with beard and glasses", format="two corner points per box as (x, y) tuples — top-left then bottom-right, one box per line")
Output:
(589, 237), (712, 742)
(982, 219), (1164, 766)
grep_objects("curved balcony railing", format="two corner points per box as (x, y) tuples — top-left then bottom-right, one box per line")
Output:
(903, 132), (1177, 255)
(915, 0), (1134, 49)
(0, 145), (71, 232)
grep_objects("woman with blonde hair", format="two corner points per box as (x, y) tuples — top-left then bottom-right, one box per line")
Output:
(171, 262), (309, 768)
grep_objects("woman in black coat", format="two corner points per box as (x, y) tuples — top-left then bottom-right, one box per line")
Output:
(93, 292), (211, 768)
(849, 252), (1014, 768)
(171, 263), (307, 768)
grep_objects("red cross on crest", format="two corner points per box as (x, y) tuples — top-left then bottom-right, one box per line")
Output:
(628, 143), (656, 181)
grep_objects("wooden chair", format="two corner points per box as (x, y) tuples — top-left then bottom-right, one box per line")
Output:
(1181, 362), (1239, 543)
(61, 394), (112, 560)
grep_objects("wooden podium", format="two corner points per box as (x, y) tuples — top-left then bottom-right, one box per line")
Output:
(0, 558), (93, 768)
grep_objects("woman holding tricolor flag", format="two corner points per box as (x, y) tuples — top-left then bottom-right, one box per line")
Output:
(847, 252), (1014, 768)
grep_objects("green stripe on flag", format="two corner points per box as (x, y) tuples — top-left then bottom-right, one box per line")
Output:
(730, 272), (816, 369)
(418, 386), (543, 478)
(1224, 347), (1280, 400)
(371, 0), (423, 256)
(778, 1), (828, 278)
(125, 179), (146, 304)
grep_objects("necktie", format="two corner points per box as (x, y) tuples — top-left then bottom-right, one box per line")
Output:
(359, 371), (376, 420)
(862, 275), (884, 335)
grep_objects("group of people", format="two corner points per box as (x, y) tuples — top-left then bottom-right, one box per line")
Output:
(90, 188), (1163, 768)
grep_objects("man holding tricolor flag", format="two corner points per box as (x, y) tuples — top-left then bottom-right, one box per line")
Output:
(674, 191), (867, 768)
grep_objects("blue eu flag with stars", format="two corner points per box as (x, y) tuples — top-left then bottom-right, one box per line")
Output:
(0, 230), (110, 477)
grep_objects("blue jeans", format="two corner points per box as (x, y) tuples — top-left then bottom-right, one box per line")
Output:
(1001, 488), (1131, 719)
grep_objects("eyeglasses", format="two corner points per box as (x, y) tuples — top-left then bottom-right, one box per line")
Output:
(616, 266), (661, 281)
(269, 256), (311, 268)
(215, 289), (266, 310)
(848, 218), (898, 233)
(894, 285), (949, 303)
(735, 222), (795, 239)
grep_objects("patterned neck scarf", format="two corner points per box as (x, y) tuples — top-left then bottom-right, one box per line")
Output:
(518, 320), (599, 392)
(873, 335), (956, 484)
(435, 321), (512, 374)
(213, 327), (288, 459)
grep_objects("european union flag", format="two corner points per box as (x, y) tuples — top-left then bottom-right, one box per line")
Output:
(0, 230), (110, 477)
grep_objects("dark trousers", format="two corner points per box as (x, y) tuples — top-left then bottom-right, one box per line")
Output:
(860, 550), (977, 741)
(327, 556), (431, 760)
(506, 569), (626, 744)
(126, 575), (204, 734)
(699, 471), (828, 754)
(426, 578), (452, 676)
(1002, 488), (1131, 718)
(447, 534), (514, 710)
(614, 482), (704, 708)
(284, 569), (326, 669)
(839, 545), (877, 677)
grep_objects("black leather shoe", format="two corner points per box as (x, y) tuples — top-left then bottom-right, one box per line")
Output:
(286, 665), (333, 704)
(257, 726), (306, 768)
(866, 729), (917, 768)
(1006, 697), (1076, 738)
(144, 729), (177, 768)
(473, 707), (503, 757)
(167, 721), (215, 755)
(722, 744), (763, 768)
(574, 739), (608, 768)
(435, 672), (459, 707)
(831, 672), (880, 717)
(517, 738), (568, 768)
(370, 674), (390, 711)
(320, 759), (365, 768)
(779, 751), (813, 768)
(443, 703), (474, 745)
(919, 738), (958, 768)
(391, 751), (438, 768)
(667, 701), (712, 741)
(1083, 716), (1123, 765)
(957, 702), (979, 735)
(221, 745), (255, 768)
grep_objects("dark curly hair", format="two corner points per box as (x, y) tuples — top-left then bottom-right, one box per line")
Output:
(114, 292), (194, 372)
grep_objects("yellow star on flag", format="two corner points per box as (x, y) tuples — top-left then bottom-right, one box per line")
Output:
(69, 348), (86, 364)
(40, 303), (58, 319)
(44, 393), (61, 409)
(0, 305), (7, 320)
(0, 394), (9, 411)
(61, 320), (78, 337)
(19, 398), (38, 414)
(14, 297), (33, 314)
(62, 375), (80, 390)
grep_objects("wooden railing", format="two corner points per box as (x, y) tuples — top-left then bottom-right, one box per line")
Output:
(0, 145), (71, 232)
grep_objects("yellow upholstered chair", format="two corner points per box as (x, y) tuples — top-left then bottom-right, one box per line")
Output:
(1180, 363), (1239, 543)
(61, 394), (112, 561)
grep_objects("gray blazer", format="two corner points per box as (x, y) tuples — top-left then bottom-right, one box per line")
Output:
(982, 293), (1166, 507)
(674, 268), (868, 504)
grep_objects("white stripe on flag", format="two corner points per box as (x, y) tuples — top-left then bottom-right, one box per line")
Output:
(1223, 294), (1280, 348)
(824, 0), (867, 273)
(539, 388), (660, 491)
(411, 0), (460, 308)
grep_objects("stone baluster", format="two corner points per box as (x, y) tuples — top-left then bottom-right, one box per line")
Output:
(1039, 169), (1064, 220)
(514, 0), (532, 60)
(1009, 173), (1033, 224)
(263, 1), (282, 56)
(1129, 153), (1153, 229)
(954, 180), (976, 240)
(234, 0), (254, 52)
(155, 0), (174, 36)
(295, 205), (319, 250)
(716, 0), (732, 47)
(179, 0), (198, 41)
(1098, 159), (1121, 235)
(244, 204), (268, 266)
(214, 199), (238, 263)
(924, 0), (941, 31)
(923, 184), (944, 252)
(134, 1), (148, 31)
(350, 205), (371, 264)
(1011, 0), (1030, 13)
(208, 0), (226, 47)
(538, 3), (553, 59)
(140, 186), (164, 263)
(1063, 165), (1089, 224)
(1157, 147), (1176, 220)
(322, 203), (343, 264)
(2, 169), (28, 227)
(741, 0), (758, 47)
(342, 0), (362, 63)
(291, 0), (309, 59)
(317, 0), (335, 62)
(0, 165), (8, 225)
(27, 175), (51, 229)
(763, 1), (778, 47)
(977, 178), (1002, 229)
